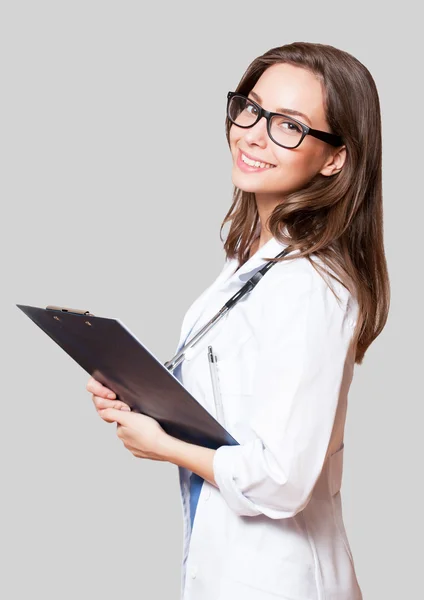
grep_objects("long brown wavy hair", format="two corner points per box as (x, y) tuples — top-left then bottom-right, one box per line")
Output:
(221, 41), (390, 365)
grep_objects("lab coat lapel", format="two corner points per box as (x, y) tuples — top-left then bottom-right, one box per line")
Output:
(174, 258), (237, 353)
(174, 234), (292, 354)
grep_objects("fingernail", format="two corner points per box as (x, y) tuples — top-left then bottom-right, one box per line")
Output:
(107, 393), (116, 399)
(121, 406), (131, 411)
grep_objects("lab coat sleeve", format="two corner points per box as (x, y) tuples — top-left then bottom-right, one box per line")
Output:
(212, 268), (357, 519)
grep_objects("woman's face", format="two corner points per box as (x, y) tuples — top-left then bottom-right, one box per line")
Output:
(229, 63), (342, 198)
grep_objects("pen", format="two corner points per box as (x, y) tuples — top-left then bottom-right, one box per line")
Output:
(207, 345), (226, 427)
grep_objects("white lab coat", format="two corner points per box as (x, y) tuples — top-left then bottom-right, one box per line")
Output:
(173, 234), (363, 600)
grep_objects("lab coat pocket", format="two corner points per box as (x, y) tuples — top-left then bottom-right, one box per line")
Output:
(220, 547), (317, 600)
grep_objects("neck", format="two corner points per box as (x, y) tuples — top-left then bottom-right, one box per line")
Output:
(254, 192), (284, 250)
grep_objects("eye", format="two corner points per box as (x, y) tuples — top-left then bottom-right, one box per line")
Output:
(245, 101), (259, 117)
(271, 115), (304, 138)
(280, 120), (302, 133)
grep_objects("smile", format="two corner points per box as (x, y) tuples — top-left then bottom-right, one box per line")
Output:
(237, 149), (277, 172)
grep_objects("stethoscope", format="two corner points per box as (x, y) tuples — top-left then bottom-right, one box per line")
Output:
(164, 246), (293, 372)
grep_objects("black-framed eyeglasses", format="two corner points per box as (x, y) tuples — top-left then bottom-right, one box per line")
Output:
(226, 91), (343, 150)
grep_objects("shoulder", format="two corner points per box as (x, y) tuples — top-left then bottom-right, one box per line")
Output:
(261, 253), (358, 329)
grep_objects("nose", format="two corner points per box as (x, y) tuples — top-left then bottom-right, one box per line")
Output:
(243, 116), (268, 148)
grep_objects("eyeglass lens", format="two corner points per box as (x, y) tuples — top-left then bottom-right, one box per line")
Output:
(228, 95), (304, 149)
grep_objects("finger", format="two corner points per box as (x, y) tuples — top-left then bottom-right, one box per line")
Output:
(86, 376), (116, 399)
(99, 407), (132, 425)
(92, 395), (131, 411)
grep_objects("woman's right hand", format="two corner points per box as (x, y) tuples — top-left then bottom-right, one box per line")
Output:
(86, 376), (131, 414)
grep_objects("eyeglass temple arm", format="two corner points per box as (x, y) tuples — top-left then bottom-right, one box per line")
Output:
(308, 127), (343, 147)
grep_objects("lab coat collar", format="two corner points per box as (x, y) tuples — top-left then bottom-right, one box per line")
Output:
(230, 234), (292, 284)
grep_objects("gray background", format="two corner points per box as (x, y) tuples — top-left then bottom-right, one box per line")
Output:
(1, 1), (422, 598)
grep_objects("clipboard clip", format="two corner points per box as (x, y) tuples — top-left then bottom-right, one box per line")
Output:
(46, 305), (94, 316)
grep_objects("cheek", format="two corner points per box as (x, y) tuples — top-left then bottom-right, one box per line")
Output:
(274, 145), (324, 190)
(229, 126), (241, 153)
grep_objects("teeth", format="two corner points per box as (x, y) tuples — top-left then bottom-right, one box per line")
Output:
(241, 152), (275, 168)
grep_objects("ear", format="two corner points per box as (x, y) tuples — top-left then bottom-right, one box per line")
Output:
(320, 145), (346, 177)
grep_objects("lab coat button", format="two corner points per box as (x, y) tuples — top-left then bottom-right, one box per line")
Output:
(204, 487), (211, 501)
(190, 566), (198, 579)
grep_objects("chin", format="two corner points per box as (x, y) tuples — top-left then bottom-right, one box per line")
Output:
(231, 171), (270, 194)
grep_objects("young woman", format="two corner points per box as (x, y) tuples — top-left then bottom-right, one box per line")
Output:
(86, 41), (389, 599)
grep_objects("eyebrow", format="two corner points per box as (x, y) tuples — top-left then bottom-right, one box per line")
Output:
(248, 90), (312, 124)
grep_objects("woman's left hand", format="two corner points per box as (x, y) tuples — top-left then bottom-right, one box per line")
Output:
(99, 407), (169, 462)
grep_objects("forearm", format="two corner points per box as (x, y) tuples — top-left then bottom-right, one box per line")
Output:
(160, 434), (218, 487)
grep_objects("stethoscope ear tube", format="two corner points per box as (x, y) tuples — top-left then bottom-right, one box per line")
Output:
(164, 247), (292, 372)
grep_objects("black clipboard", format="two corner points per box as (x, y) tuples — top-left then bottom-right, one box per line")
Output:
(16, 304), (238, 450)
